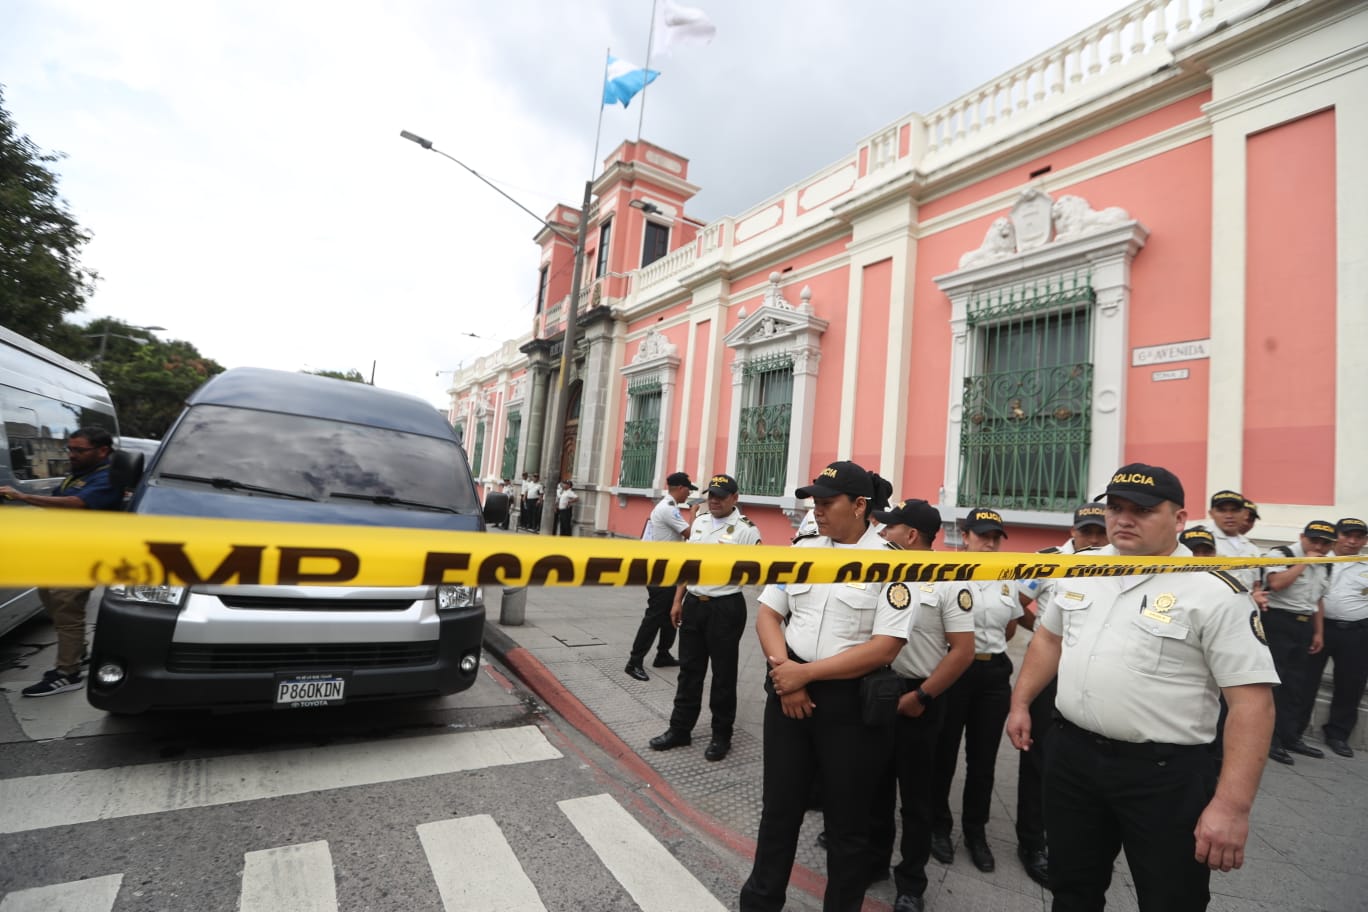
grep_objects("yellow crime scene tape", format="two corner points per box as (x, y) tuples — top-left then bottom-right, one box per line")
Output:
(1, 511), (1352, 590)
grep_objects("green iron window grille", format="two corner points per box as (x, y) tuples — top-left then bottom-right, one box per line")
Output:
(501, 412), (521, 480)
(737, 354), (794, 497)
(620, 386), (662, 488)
(470, 421), (486, 478)
(959, 276), (1095, 512)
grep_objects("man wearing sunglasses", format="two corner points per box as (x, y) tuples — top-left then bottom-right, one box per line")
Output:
(1, 427), (122, 697)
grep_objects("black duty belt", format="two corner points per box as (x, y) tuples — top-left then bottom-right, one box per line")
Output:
(1328, 618), (1368, 630)
(1053, 714), (1208, 759)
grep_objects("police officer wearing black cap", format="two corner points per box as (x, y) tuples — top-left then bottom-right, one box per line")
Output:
(1263, 520), (1336, 764)
(626, 471), (697, 680)
(1310, 517), (1368, 758)
(927, 507), (1023, 873)
(739, 461), (908, 912)
(1180, 526), (1218, 556)
(1010, 503), (1110, 887)
(1008, 463), (1278, 911)
(866, 499), (976, 912)
(649, 473), (761, 762)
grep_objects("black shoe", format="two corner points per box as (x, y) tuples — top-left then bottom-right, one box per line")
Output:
(704, 739), (731, 761)
(965, 834), (995, 872)
(1326, 737), (1354, 758)
(652, 653), (680, 668)
(893, 895), (925, 912)
(1286, 739), (1325, 759)
(1268, 744), (1295, 765)
(929, 831), (954, 864)
(1017, 845), (1049, 886)
(624, 662), (649, 682)
(648, 729), (691, 750)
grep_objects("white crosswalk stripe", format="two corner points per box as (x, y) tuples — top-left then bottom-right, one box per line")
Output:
(239, 841), (337, 912)
(559, 794), (728, 912)
(0, 726), (561, 835)
(418, 814), (547, 912)
(0, 873), (122, 912)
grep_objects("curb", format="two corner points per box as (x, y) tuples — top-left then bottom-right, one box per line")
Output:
(481, 620), (841, 906)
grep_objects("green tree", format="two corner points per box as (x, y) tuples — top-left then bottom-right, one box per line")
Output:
(304, 368), (367, 383)
(92, 322), (223, 438)
(0, 86), (98, 346)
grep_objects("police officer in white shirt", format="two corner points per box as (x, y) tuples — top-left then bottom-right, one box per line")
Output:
(1263, 520), (1335, 764)
(1205, 490), (1264, 595)
(553, 480), (579, 537)
(739, 461), (907, 912)
(866, 499), (975, 912)
(524, 473), (544, 531)
(1008, 463), (1278, 911)
(649, 473), (761, 762)
(927, 507), (1023, 874)
(1309, 517), (1368, 758)
(625, 471), (696, 681)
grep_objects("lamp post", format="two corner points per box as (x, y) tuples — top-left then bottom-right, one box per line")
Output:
(86, 323), (165, 367)
(399, 130), (591, 536)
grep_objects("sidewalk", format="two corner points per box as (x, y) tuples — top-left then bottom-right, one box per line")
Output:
(482, 568), (1368, 912)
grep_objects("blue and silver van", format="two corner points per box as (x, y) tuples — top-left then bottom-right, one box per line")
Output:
(87, 367), (506, 713)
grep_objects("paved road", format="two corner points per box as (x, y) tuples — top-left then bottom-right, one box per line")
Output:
(0, 612), (747, 911)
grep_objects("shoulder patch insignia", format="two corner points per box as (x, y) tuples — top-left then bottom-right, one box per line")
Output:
(957, 588), (974, 612)
(1249, 608), (1268, 646)
(738, 515), (755, 526)
(1208, 570), (1248, 594)
(887, 582), (911, 610)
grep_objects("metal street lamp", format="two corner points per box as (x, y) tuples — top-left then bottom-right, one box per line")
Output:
(400, 130), (591, 536)
(86, 323), (165, 367)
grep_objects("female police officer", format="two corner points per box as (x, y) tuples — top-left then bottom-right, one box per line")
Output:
(739, 460), (909, 912)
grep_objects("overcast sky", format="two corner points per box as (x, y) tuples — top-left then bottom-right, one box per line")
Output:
(3, 0), (1122, 409)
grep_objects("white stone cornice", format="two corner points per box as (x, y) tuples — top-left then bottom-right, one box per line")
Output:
(935, 221), (1151, 294)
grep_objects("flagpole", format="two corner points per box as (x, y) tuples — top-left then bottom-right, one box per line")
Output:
(592, 48), (610, 178)
(636, 0), (659, 141)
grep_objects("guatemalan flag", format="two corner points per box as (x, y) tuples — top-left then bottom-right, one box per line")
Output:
(602, 55), (659, 108)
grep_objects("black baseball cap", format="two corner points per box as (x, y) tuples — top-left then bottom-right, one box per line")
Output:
(1337, 517), (1367, 535)
(960, 507), (1007, 537)
(1179, 527), (1216, 549)
(795, 461), (873, 499)
(666, 471), (697, 490)
(705, 473), (738, 496)
(1096, 463), (1185, 508)
(1304, 520), (1338, 542)
(1209, 489), (1245, 508)
(1243, 499), (1261, 520)
(872, 499), (942, 539)
(1073, 504), (1107, 529)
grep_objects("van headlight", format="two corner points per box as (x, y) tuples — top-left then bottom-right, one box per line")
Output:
(437, 585), (481, 610)
(107, 584), (188, 607)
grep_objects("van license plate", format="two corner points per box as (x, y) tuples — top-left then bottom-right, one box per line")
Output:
(275, 674), (346, 708)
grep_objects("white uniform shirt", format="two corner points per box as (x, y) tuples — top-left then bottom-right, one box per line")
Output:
(556, 487), (579, 510)
(1263, 541), (1330, 616)
(758, 525), (911, 661)
(892, 581), (977, 680)
(1209, 527), (1261, 589)
(1325, 558), (1368, 622)
(1041, 544), (1279, 744)
(525, 481), (544, 502)
(684, 508), (763, 597)
(1018, 539), (1075, 612)
(955, 579), (1025, 654)
(644, 494), (689, 542)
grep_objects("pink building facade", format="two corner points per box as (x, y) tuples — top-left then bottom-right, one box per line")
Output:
(448, 0), (1367, 551)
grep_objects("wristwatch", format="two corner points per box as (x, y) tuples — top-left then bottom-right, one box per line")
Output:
(913, 687), (934, 706)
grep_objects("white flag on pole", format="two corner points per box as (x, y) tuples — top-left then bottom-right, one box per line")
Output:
(651, 0), (717, 58)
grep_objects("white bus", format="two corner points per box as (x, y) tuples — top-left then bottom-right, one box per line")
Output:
(0, 324), (119, 637)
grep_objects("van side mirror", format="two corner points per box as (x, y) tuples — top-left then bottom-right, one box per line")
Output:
(110, 450), (145, 491)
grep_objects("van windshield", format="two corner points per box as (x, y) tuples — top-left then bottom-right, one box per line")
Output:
(154, 404), (479, 511)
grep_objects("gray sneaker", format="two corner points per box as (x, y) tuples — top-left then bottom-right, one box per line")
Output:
(21, 669), (84, 697)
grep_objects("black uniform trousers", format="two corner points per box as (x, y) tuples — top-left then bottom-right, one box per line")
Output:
(741, 678), (893, 912)
(930, 652), (1013, 839)
(668, 591), (747, 740)
(1264, 609), (1317, 747)
(1306, 618), (1368, 741)
(554, 507), (573, 536)
(1045, 717), (1217, 912)
(868, 677), (947, 899)
(1016, 676), (1058, 853)
(629, 585), (678, 664)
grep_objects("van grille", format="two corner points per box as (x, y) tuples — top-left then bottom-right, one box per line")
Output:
(216, 595), (415, 611)
(167, 642), (439, 672)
